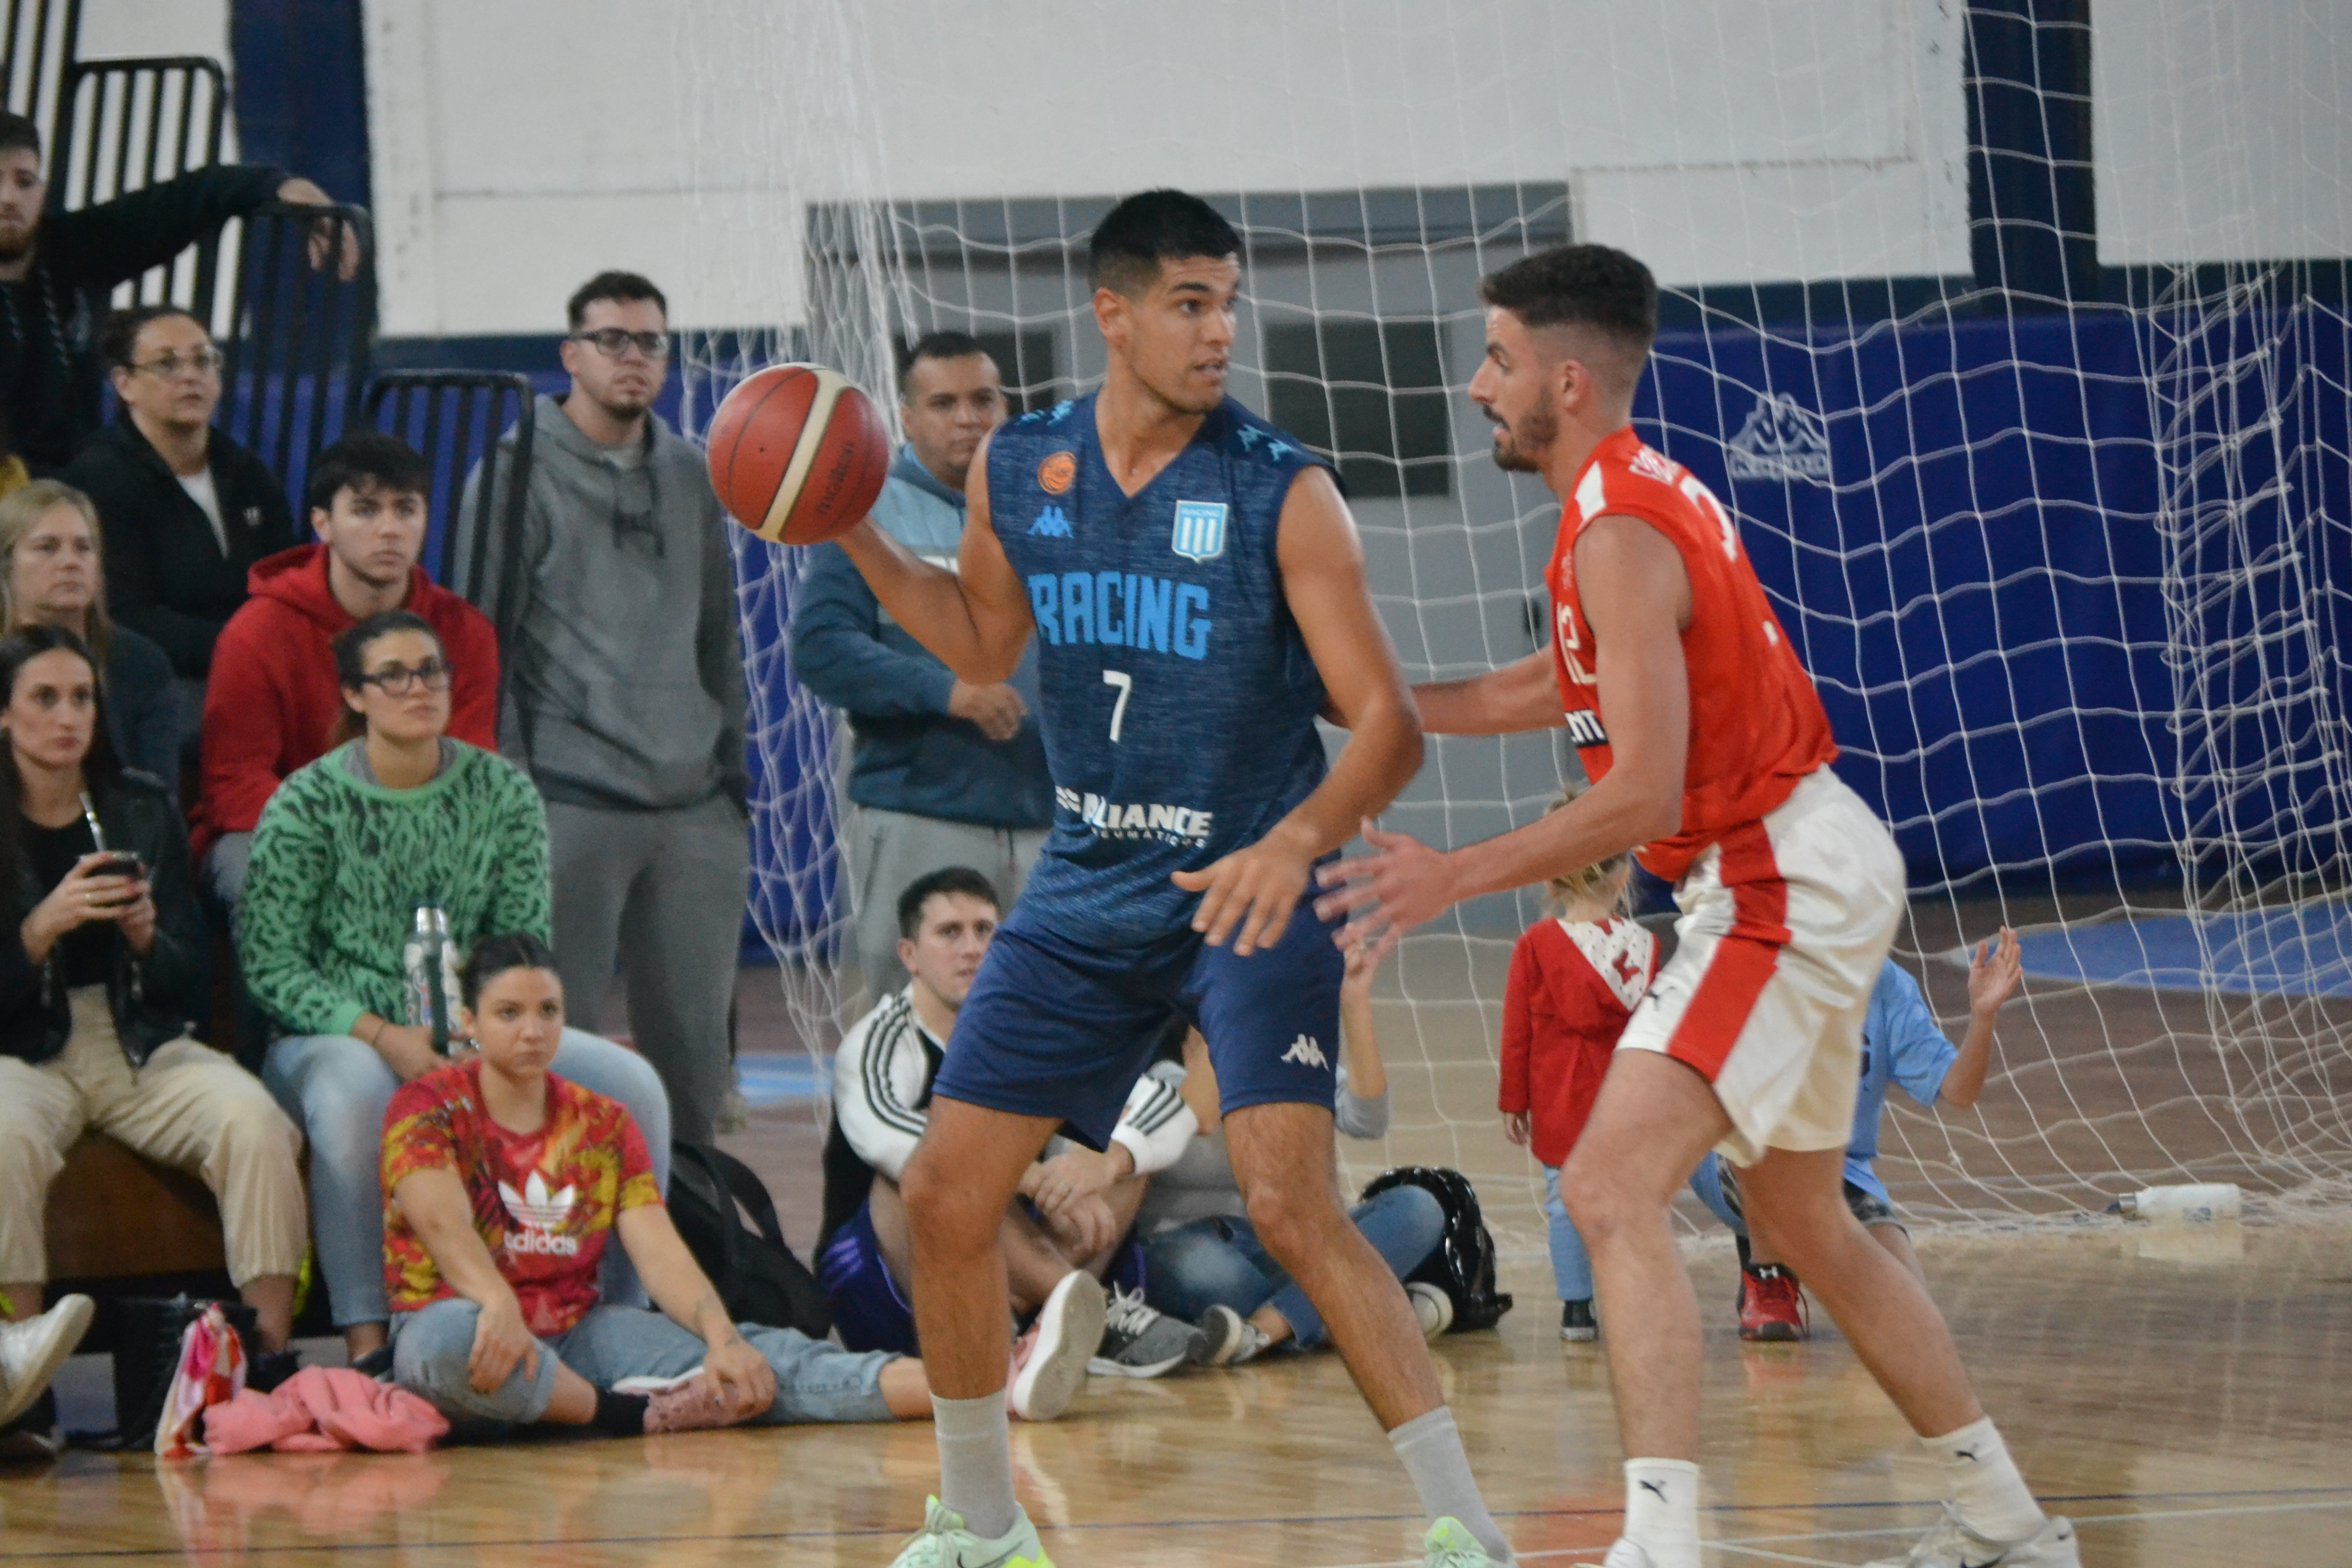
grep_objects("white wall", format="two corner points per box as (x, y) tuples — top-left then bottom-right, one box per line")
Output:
(2095, 0), (2352, 266)
(78, 0), (229, 62)
(363, 0), (1970, 337)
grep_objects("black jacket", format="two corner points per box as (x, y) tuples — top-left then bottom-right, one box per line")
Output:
(0, 770), (211, 1067)
(0, 164), (287, 475)
(69, 413), (300, 678)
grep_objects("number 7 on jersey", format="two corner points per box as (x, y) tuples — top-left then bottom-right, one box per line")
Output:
(1102, 669), (1133, 743)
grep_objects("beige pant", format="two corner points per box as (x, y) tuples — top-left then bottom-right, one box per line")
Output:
(0, 987), (308, 1287)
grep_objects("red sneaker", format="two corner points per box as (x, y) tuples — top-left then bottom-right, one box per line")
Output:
(1738, 1265), (1808, 1341)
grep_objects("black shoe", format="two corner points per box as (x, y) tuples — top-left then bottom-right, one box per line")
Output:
(1558, 1299), (1598, 1342)
(248, 1350), (301, 1394)
(0, 1389), (62, 1461)
(350, 1345), (394, 1381)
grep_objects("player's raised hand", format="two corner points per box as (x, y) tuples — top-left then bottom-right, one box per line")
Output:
(1313, 820), (1462, 962)
(1172, 823), (1316, 958)
(1969, 926), (2023, 1018)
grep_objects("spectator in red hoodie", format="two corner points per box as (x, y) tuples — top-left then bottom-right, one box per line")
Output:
(193, 433), (497, 908)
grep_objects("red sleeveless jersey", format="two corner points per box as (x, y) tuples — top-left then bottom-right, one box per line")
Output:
(1547, 427), (1836, 883)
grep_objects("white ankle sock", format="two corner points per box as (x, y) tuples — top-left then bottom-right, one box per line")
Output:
(932, 1392), (1018, 1540)
(1622, 1458), (1700, 1568)
(1923, 1416), (2044, 1542)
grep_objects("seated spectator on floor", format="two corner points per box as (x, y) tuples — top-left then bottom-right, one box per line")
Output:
(193, 432), (497, 910)
(61, 306), (299, 704)
(0, 481), (181, 788)
(1141, 943), (1449, 1366)
(818, 867), (1205, 1393)
(0, 110), (358, 477)
(787, 332), (1050, 1006)
(240, 610), (668, 1364)
(0, 627), (305, 1453)
(387, 933), (955, 1439)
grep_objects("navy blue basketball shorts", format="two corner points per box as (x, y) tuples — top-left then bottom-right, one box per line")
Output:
(932, 896), (1344, 1148)
(817, 1200), (920, 1356)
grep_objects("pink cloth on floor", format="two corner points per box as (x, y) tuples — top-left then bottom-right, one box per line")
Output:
(157, 1306), (249, 1459)
(202, 1367), (449, 1456)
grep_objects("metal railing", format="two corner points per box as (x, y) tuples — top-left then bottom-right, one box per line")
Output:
(363, 370), (537, 596)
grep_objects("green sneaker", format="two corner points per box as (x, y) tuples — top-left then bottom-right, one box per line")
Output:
(885, 1497), (1054, 1568)
(1422, 1516), (1512, 1567)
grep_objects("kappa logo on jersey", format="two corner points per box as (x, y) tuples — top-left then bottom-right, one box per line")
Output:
(1726, 393), (1832, 483)
(1233, 426), (1296, 462)
(1280, 1035), (1330, 1070)
(498, 1170), (582, 1257)
(1056, 785), (1214, 843)
(1028, 504), (1073, 538)
(1171, 499), (1228, 562)
(1037, 451), (1077, 495)
(1564, 709), (1608, 747)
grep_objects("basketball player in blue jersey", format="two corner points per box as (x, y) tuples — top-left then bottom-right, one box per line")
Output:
(832, 190), (1516, 1568)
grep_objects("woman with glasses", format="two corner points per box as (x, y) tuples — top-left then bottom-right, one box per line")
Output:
(59, 305), (298, 701)
(242, 609), (671, 1365)
(0, 625), (306, 1452)
(0, 481), (182, 788)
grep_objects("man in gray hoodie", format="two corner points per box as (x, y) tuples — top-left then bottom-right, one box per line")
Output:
(458, 271), (747, 1144)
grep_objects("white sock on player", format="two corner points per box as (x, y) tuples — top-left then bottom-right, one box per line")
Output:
(1923, 1416), (2045, 1543)
(1622, 1458), (1701, 1568)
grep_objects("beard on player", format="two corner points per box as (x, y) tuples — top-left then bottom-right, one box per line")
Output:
(1485, 394), (1556, 472)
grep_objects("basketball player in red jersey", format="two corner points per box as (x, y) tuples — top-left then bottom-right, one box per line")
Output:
(1318, 247), (2078, 1568)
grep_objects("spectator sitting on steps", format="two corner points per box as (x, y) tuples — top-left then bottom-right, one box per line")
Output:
(0, 109), (359, 477)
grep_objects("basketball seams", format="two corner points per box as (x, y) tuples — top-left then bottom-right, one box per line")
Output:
(764, 367), (847, 542)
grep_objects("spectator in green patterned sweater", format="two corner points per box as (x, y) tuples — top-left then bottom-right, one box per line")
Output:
(243, 609), (670, 1363)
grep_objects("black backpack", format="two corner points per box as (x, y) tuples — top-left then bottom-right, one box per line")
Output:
(1360, 1165), (1514, 1333)
(667, 1142), (832, 1340)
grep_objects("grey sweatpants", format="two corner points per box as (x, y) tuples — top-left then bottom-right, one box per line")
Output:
(846, 805), (1046, 1007)
(546, 794), (749, 1145)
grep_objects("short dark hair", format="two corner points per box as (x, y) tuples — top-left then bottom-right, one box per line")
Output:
(1088, 189), (1241, 298)
(567, 270), (668, 331)
(1478, 244), (1659, 359)
(0, 112), (39, 160)
(461, 931), (562, 1009)
(307, 430), (431, 514)
(97, 305), (204, 372)
(896, 866), (1000, 940)
(898, 330), (992, 398)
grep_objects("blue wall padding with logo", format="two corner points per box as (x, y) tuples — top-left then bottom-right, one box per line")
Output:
(1636, 305), (2349, 893)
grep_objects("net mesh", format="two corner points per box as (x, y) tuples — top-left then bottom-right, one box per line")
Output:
(670, 1), (2352, 1254)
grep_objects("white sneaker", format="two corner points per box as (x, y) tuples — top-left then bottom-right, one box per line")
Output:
(1599, 1539), (1654, 1567)
(1407, 1281), (1453, 1339)
(0, 1295), (93, 1431)
(886, 1496), (1054, 1567)
(1007, 1271), (1101, 1421)
(1864, 1506), (2080, 1567)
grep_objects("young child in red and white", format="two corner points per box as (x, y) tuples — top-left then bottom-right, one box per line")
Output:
(1499, 792), (1750, 1346)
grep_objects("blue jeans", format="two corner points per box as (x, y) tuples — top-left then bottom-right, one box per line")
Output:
(263, 1028), (671, 1327)
(389, 1298), (896, 1437)
(1141, 1185), (1444, 1348)
(1544, 1159), (1748, 1303)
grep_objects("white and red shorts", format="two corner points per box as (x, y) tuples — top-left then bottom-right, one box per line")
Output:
(1618, 768), (1904, 1166)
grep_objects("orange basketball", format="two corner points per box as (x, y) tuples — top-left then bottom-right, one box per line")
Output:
(705, 363), (893, 545)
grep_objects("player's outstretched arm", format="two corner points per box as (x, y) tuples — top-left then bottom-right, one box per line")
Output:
(1316, 513), (1688, 955)
(1413, 648), (1565, 736)
(1939, 927), (2022, 1110)
(1172, 466), (1424, 957)
(834, 426), (1033, 683)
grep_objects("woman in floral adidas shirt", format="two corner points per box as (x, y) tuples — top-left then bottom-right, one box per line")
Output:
(380, 933), (988, 1437)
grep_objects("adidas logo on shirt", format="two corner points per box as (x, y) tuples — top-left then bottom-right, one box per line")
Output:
(499, 1170), (581, 1257)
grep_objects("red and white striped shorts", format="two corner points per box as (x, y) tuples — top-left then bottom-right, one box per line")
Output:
(1618, 768), (1904, 1166)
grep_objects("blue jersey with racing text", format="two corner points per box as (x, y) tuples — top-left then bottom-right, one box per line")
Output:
(987, 393), (1330, 948)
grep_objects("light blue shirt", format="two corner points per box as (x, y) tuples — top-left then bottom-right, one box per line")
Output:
(1846, 961), (1957, 1199)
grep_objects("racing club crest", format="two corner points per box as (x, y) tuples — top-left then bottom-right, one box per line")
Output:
(1171, 500), (1228, 562)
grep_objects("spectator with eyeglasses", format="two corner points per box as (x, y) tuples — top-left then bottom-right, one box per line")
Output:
(192, 433), (499, 914)
(241, 608), (670, 1367)
(0, 110), (359, 480)
(454, 271), (747, 1145)
(60, 306), (299, 707)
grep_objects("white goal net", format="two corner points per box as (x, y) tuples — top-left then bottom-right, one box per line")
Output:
(672, 0), (2352, 1254)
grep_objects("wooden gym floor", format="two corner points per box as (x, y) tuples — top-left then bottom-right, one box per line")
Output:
(8, 921), (2350, 1565)
(7, 1226), (2348, 1564)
